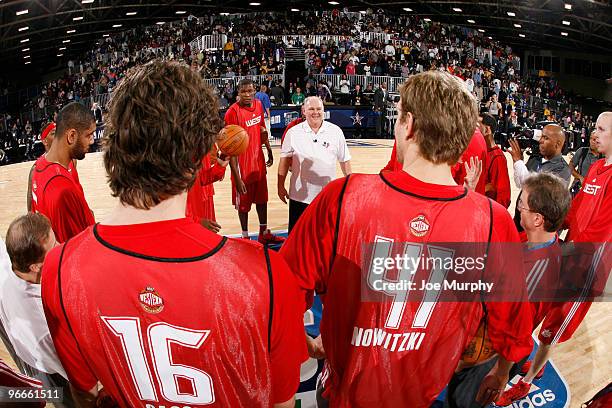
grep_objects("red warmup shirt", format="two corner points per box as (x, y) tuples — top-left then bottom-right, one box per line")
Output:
(42, 218), (306, 407)
(186, 154), (226, 222)
(30, 155), (94, 242)
(485, 146), (511, 208)
(280, 171), (533, 408)
(224, 100), (266, 184)
(566, 159), (612, 243)
(451, 128), (488, 195)
(381, 142), (402, 172)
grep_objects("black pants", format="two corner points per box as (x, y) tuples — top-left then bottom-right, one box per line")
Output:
(444, 354), (528, 408)
(289, 199), (309, 233)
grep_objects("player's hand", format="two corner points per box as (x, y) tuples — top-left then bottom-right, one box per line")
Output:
(463, 156), (482, 191)
(306, 335), (326, 359)
(266, 150), (274, 167)
(236, 179), (247, 194)
(216, 154), (230, 168)
(200, 218), (221, 233)
(278, 185), (289, 204)
(475, 370), (508, 405)
(577, 174), (584, 184)
(508, 138), (523, 163)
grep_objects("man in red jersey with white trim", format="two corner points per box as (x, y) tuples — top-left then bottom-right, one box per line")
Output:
(42, 61), (306, 408)
(30, 103), (95, 242)
(479, 113), (511, 208)
(281, 71), (533, 407)
(225, 78), (285, 244)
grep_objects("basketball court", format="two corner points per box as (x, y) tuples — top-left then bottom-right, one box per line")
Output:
(0, 140), (609, 407)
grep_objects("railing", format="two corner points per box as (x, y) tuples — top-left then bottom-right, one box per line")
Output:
(189, 34), (228, 52)
(314, 74), (405, 93)
(203, 74), (284, 90)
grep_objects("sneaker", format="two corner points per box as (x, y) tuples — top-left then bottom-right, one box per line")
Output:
(495, 380), (531, 406)
(519, 361), (545, 379)
(258, 231), (286, 245)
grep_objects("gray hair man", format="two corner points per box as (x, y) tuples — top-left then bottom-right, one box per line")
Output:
(278, 96), (352, 231)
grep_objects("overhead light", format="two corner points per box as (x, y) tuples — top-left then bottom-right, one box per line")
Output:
(359, 10), (366, 14)
(73, 16), (83, 21)
(22, 48), (30, 52)
(67, 29), (76, 33)
(175, 10), (186, 14)
(63, 39), (70, 43)
(59, 46), (66, 50)
(24, 55), (30, 59)
(25, 61), (31, 65)
(20, 38), (29, 43)
(514, 23), (522, 28)
(564, 3), (572, 10)
(328, 1), (340, 5)
(467, 19), (475, 23)
(57, 54), (63, 57)
(103, 34), (109, 37)
(291, 8), (299, 12)
(403, 8), (413, 12)
(126, 12), (137, 16)
(424, 18), (431, 22)
(156, 21), (165, 24)
(249, 2), (261, 5)
(453, 8), (462, 12)
(519, 33), (526, 38)
(219, 13), (229, 16)
(82, 0), (95, 3)
(112, 24), (122, 28)
(488, 36), (493, 39)
(478, 29), (485, 33)
(561, 31), (568, 36)
(18, 26), (29, 32)
(507, 11), (516, 17)
(16, 9), (28, 16)
(562, 20), (570, 25)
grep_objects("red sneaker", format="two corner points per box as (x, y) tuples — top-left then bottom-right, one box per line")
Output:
(495, 380), (531, 406)
(258, 231), (286, 245)
(519, 361), (545, 379)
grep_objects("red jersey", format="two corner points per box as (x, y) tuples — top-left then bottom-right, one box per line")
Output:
(566, 159), (612, 243)
(381, 142), (402, 172)
(451, 128), (488, 195)
(523, 239), (562, 331)
(224, 100), (266, 184)
(281, 117), (304, 144)
(42, 218), (306, 407)
(186, 154), (226, 222)
(31, 155), (94, 242)
(280, 171), (533, 408)
(485, 146), (511, 208)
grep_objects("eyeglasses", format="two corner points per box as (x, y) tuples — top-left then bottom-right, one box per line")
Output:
(517, 198), (536, 213)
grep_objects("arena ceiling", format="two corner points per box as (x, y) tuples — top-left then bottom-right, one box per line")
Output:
(0, 0), (611, 79)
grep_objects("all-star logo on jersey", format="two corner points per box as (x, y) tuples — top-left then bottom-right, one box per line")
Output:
(410, 215), (430, 237)
(139, 287), (164, 314)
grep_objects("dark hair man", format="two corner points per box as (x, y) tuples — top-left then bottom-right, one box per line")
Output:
(30, 102), (95, 242)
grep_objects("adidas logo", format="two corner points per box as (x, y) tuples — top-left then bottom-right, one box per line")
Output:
(505, 376), (557, 407)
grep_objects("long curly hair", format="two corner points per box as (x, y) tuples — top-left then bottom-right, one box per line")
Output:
(103, 60), (221, 209)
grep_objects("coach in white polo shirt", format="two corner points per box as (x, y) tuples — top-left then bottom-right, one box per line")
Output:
(278, 96), (352, 232)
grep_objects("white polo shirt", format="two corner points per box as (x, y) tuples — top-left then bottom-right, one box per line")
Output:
(281, 121), (351, 204)
(0, 239), (66, 378)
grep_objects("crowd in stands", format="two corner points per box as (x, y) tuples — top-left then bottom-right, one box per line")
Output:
(0, 8), (597, 165)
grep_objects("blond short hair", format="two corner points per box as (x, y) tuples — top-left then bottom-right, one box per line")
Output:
(398, 71), (478, 165)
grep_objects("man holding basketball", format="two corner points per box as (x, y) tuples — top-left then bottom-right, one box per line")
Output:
(226, 78), (284, 244)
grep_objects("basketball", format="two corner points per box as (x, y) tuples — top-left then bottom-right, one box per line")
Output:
(460, 319), (497, 366)
(217, 125), (249, 156)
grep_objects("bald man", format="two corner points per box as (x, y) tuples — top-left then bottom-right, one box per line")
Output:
(509, 124), (571, 232)
(509, 123), (571, 188)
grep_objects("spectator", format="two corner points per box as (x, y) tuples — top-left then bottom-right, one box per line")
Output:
(270, 80), (285, 106)
(480, 113), (511, 208)
(291, 87), (305, 106)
